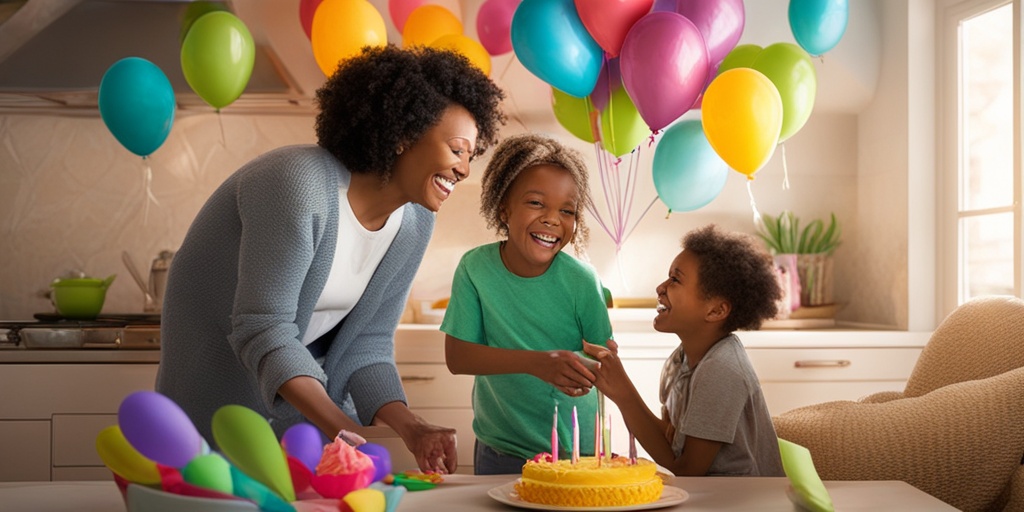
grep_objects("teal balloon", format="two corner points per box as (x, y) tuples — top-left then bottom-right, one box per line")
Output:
(788, 0), (848, 56)
(98, 57), (175, 157)
(652, 120), (728, 212)
(511, 0), (603, 98)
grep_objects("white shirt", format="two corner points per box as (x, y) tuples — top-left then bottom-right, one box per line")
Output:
(302, 175), (403, 345)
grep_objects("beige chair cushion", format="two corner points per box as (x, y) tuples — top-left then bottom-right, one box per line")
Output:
(904, 296), (1024, 398)
(774, 366), (1024, 512)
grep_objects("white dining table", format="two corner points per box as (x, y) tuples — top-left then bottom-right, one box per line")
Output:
(0, 474), (959, 511)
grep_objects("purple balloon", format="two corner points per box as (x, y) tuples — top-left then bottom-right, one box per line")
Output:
(653, 0), (745, 65)
(118, 391), (204, 469)
(281, 423), (325, 473)
(589, 58), (621, 112)
(357, 442), (392, 482)
(620, 12), (710, 132)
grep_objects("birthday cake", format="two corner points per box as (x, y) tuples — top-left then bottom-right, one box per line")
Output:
(514, 455), (664, 507)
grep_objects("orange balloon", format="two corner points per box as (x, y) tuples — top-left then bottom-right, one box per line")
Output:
(430, 34), (491, 76)
(700, 68), (783, 178)
(311, 0), (387, 77)
(402, 5), (462, 48)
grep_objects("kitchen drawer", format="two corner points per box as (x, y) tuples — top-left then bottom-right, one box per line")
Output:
(411, 407), (476, 473)
(52, 414), (115, 467)
(397, 364), (474, 408)
(745, 348), (922, 382)
(0, 420), (51, 481)
(0, 364), (158, 418)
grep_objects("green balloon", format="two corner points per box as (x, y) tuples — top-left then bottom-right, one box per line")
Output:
(182, 453), (233, 494)
(600, 86), (647, 157)
(212, 404), (295, 502)
(181, 11), (255, 109)
(552, 87), (597, 143)
(717, 44), (763, 75)
(751, 42), (817, 142)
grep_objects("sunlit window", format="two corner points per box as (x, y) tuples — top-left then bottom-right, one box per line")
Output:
(942, 0), (1020, 310)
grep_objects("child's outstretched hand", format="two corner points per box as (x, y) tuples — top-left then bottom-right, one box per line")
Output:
(537, 350), (598, 397)
(583, 340), (633, 403)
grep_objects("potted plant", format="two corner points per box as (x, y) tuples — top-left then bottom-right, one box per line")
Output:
(755, 211), (841, 310)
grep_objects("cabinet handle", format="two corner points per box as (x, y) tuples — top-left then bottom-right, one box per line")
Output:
(793, 360), (851, 368)
(400, 376), (436, 382)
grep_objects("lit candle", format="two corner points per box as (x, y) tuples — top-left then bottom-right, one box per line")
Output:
(572, 405), (579, 464)
(594, 410), (601, 467)
(628, 431), (637, 465)
(551, 403), (558, 462)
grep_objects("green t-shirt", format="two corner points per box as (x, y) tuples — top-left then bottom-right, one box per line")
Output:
(440, 243), (614, 460)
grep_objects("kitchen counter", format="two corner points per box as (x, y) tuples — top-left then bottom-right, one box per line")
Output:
(0, 349), (160, 364)
(0, 475), (958, 511)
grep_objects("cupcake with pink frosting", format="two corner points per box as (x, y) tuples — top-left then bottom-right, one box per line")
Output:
(310, 431), (376, 498)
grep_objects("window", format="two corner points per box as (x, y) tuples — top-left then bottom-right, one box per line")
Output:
(939, 0), (1021, 314)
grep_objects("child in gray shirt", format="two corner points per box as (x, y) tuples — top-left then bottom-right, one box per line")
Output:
(586, 224), (784, 476)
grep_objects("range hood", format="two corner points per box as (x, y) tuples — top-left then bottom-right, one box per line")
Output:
(0, 0), (324, 112)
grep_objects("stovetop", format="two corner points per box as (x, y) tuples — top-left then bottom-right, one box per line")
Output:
(0, 313), (161, 350)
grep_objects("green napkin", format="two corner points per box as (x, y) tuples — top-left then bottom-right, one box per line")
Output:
(778, 438), (835, 512)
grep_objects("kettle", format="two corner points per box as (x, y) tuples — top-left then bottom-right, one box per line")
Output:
(148, 250), (175, 311)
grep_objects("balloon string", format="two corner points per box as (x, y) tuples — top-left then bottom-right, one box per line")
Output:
(620, 146), (641, 242)
(747, 180), (762, 227)
(502, 55), (529, 132)
(622, 196), (658, 248)
(142, 157), (159, 226)
(588, 143), (614, 241)
(217, 110), (226, 147)
(781, 143), (791, 190)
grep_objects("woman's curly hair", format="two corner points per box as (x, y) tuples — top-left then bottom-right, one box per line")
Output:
(480, 133), (593, 253)
(315, 45), (506, 182)
(683, 224), (782, 332)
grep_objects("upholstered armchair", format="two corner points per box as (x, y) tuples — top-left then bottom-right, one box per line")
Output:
(773, 296), (1024, 512)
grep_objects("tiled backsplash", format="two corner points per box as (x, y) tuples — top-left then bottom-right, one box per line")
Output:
(1, 110), (866, 325)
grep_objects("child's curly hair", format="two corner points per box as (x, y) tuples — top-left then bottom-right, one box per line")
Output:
(480, 133), (593, 252)
(683, 224), (781, 332)
(315, 45), (506, 182)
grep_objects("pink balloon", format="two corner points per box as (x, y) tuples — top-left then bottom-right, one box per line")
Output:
(590, 57), (621, 112)
(389, 0), (427, 32)
(476, 0), (521, 55)
(653, 0), (744, 65)
(299, 0), (324, 40)
(620, 12), (709, 132)
(575, 0), (654, 57)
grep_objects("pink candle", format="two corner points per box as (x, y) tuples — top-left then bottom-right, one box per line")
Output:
(551, 403), (558, 462)
(603, 413), (611, 460)
(594, 410), (601, 467)
(572, 406), (579, 464)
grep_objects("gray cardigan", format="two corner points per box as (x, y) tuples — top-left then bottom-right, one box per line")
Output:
(155, 144), (434, 443)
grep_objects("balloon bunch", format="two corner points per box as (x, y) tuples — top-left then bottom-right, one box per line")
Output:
(300, 0), (492, 78)
(96, 391), (414, 512)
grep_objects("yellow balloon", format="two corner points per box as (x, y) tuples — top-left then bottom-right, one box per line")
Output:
(342, 488), (386, 512)
(311, 0), (387, 77)
(402, 5), (462, 48)
(95, 425), (161, 485)
(430, 34), (491, 76)
(701, 68), (783, 178)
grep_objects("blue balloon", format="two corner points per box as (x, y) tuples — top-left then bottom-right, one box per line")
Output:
(511, 0), (602, 98)
(788, 0), (849, 56)
(652, 120), (729, 212)
(98, 57), (176, 157)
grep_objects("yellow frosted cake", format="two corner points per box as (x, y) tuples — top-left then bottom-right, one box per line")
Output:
(514, 455), (664, 507)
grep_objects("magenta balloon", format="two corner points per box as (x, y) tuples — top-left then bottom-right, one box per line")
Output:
(281, 423), (325, 474)
(589, 57), (621, 112)
(620, 12), (710, 132)
(654, 0), (745, 66)
(477, 0), (521, 56)
(118, 391), (204, 469)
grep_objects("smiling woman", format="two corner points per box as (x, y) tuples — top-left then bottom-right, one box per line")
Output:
(154, 44), (505, 475)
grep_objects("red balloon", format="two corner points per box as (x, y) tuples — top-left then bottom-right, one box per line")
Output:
(299, 0), (323, 40)
(476, 0), (521, 55)
(574, 0), (654, 57)
(620, 12), (710, 132)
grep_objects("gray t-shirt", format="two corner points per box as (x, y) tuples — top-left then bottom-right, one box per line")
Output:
(660, 334), (784, 476)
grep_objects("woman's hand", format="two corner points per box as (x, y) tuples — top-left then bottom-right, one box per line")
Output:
(533, 350), (598, 397)
(402, 419), (458, 474)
